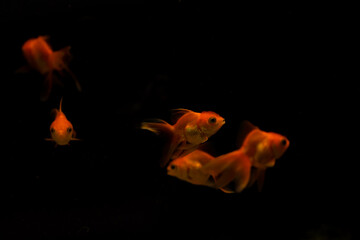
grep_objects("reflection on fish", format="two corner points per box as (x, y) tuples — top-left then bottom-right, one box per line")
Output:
(45, 98), (79, 146)
(141, 109), (225, 167)
(21, 36), (81, 101)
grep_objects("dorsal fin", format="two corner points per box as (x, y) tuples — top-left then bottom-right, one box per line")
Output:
(170, 108), (194, 124)
(59, 97), (63, 113)
(236, 120), (259, 148)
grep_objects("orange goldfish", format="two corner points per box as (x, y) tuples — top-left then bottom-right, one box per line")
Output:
(168, 149), (251, 193)
(240, 123), (290, 190)
(45, 98), (79, 146)
(21, 36), (81, 101)
(167, 150), (216, 187)
(202, 121), (289, 192)
(141, 109), (225, 167)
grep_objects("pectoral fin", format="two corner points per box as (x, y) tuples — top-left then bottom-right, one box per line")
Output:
(256, 169), (266, 192)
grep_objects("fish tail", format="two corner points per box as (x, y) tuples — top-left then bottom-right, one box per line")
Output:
(54, 46), (82, 92)
(141, 120), (173, 135)
(141, 120), (176, 167)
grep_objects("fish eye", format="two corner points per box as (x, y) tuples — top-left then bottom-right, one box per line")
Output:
(281, 139), (287, 146)
(50, 128), (55, 133)
(170, 164), (176, 170)
(67, 127), (72, 133)
(208, 117), (217, 124)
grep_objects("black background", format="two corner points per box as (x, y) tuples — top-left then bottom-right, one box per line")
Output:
(1, 1), (358, 238)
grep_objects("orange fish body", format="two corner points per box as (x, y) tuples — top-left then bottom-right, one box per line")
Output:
(167, 150), (216, 187)
(46, 98), (78, 146)
(21, 36), (81, 100)
(201, 122), (289, 192)
(242, 129), (289, 169)
(142, 109), (225, 167)
(200, 149), (252, 193)
(239, 124), (290, 191)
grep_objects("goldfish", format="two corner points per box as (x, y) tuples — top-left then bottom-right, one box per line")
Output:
(240, 122), (290, 190)
(21, 36), (81, 101)
(167, 150), (216, 187)
(202, 121), (289, 192)
(45, 98), (79, 146)
(141, 109), (225, 167)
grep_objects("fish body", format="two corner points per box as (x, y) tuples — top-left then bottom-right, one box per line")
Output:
(46, 98), (78, 145)
(21, 36), (81, 100)
(201, 122), (289, 192)
(142, 109), (225, 167)
(167, 150), (215, 186)
(239, 124), (290, 191)
(242, 129), (289, 169)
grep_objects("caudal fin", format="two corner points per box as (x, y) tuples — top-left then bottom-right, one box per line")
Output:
(53, 46), (82, 92)
(141, 120), (173, 135)
(141, 120), (176, 167)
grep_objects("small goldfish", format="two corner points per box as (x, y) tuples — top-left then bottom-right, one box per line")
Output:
(21, 36), (81, 101)
(241, 126), (290, 169)
(167, 150), (216, 187)
(141, 109), (225, 167)
(46, 98), (78, 145)
(240, 123), (290, 190)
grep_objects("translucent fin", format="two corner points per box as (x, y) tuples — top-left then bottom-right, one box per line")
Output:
(248, 168), (266, 192)
(59, 97), (63, 112)
(171, 108), (194, 124)
(201, 150), (240, 177)
(236, 120), (259, 148)
(53, 46), (81, 92)
(63, 64), (82, 92)
(171, 143), (199, 160)
(14, 65), (32, 74)
(219, 187), (235, 194)
(214, 163), (238, 188)
(40, 35), (50, 42)
(141, 119), (175, 167)
(141, 119), (173, 135)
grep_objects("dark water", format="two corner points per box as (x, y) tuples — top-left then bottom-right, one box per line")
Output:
(1, 1), (357, 238)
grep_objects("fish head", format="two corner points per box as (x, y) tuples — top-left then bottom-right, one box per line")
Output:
(50, 119), (74, 145)
(199, 111), (225, 137)
(268, 132), (290, 159)
(167, 159), (188, 179)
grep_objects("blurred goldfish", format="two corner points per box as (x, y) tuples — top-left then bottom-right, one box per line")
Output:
(142, 109), (225, 167)
(21, 36), (81, 101)
(167, 150), (216, 187)
(45, 98), (79, 146)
